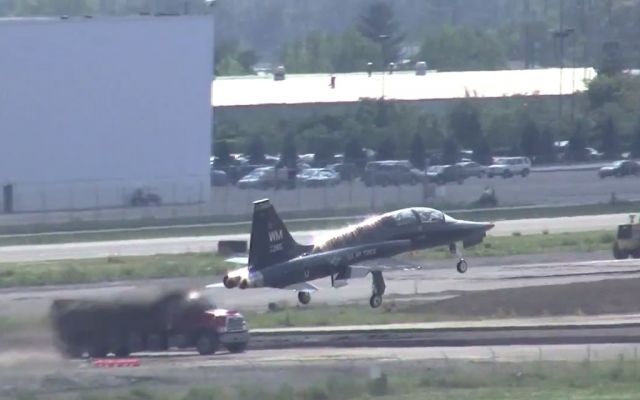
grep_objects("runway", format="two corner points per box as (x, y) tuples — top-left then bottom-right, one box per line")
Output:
(2, 254), (639, 319)
(0, 212), (632, 262)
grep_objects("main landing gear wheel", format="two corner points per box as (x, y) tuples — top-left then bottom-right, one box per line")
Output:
(369, 294), (383, 308)
(456, 259), (468, 274)
(298, 291), (311, 305)
(369, 271), (386, 309)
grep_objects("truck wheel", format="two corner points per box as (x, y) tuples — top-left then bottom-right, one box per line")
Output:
(196, 332), (219, 355)
(613, 243), (629, 260)
(147, 334), (168, 351)
(113, 346), (130, 358)
(225, 343), (248, 354)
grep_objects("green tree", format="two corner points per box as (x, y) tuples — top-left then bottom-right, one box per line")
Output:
(598, 116), (619, 159)
(409, 132), (426, 169)
(587, 75), (623, 110)
(599, 40), (623, 76)
(216, 57), (246, 76)
(246, 135), (266, 165)
(442, 136), (459, 165)
(419, 25), (506, 71)
(237, 49), (259, 72)
(566, 121), (588, 162)
(376, 137), (396, 160)
(630, 119), (640, 158)
(344, 137), (366, 166)
(215, 40), (257, 76)
(472, 135), (492, 165)
(448, 101), (482, 149)
(333, 30), (381, 72)
(520, 118), (540, 160)
(357, 2), (404, 64)
(537, 127), (557, 163)
(279, 132), (298, 169)
(214, 140), (232, 167)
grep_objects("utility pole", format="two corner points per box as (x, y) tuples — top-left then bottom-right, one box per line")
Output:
(551, 0), (574, 134)
(523, 0), (531, 68)
(378, 34), (389, 99)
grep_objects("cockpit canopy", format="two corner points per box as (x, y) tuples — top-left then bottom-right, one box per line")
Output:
(384, 207), (447, 226)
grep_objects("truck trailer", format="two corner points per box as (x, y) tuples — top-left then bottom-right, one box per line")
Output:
(49, 289), (249, 358)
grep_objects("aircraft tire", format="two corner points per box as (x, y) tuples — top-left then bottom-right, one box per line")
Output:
(369, 294), (383, 308)
(298, 291), (311, 305)
(456, 259), (468, 274)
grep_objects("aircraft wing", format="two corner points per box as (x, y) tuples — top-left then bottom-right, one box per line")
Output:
(283, 282), (319, 293)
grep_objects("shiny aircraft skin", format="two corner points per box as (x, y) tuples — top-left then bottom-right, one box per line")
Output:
(213, 199), (494, 308)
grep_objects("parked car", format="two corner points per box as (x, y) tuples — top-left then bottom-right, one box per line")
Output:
(129, 188), (161, 206)
(210, 169), (229, 186)
(598, 160), (640, 178)
(362, 160), (423, 187)
(426, 164), (465, 185)
(456, 161), (486, 178)
(237, 166), (294, 189)
(297, 168), (340, 187)
(487, 157), (532, 178)
(327, 162), (359, 181)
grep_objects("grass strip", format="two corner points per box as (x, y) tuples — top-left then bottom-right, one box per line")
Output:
(22, 360), (640, 400)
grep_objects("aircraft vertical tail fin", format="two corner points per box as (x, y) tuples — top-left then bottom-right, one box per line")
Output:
(248, 199), (311, 270)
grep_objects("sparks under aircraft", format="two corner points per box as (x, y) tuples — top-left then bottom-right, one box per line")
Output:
(209, 199), (494, 308)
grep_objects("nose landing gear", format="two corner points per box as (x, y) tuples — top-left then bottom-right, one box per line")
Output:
(369, 271), (386, 308)
(450, 243), (468, 274)
(456, 259), (468, 273)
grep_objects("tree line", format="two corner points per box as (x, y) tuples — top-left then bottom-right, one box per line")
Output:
(214, 72), (640, 170)
(8, 1), (638, 76)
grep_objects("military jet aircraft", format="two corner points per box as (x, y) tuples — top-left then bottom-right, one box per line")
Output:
(209, 199), (494, 308)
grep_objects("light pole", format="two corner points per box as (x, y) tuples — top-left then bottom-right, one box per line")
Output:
(378, 34), (390, 99)
(552, 27), (574, 125)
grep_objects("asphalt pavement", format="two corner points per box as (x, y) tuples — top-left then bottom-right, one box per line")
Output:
(0, 168), (638, 228)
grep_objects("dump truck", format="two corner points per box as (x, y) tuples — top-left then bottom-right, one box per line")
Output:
(612, 216), (640, 259)
(49, 289), (249, 358)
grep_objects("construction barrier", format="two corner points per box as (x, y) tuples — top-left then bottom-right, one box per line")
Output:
(92, 358), (141, 367)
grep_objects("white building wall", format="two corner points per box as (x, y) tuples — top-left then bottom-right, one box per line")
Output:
(0, 15), (213, 212)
